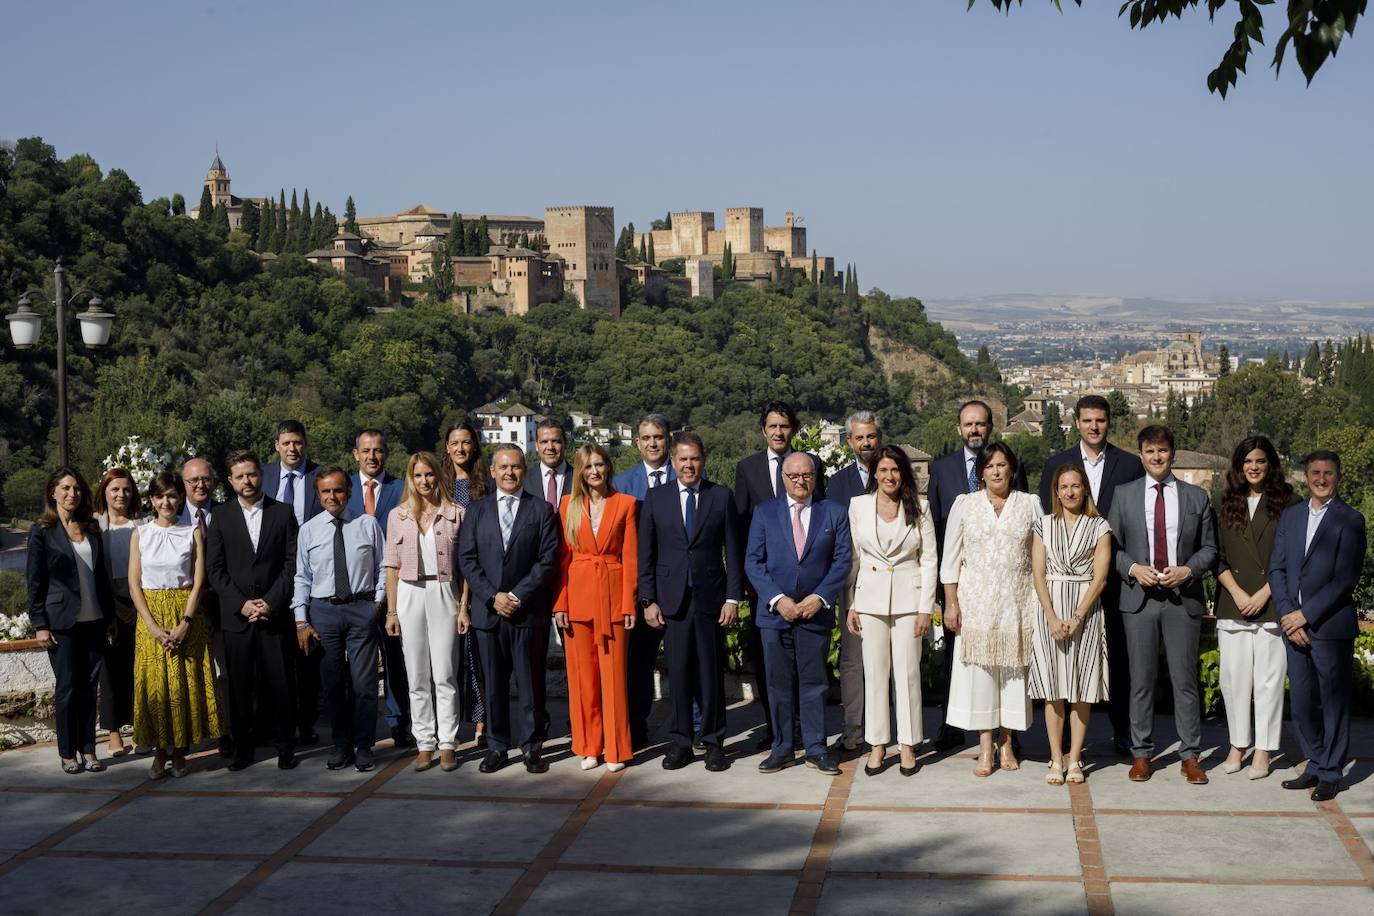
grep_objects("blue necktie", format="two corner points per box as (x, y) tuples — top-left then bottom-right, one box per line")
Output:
(684, 487), (697, 586)
(966, 459), (977, 494)
(282, 470), (296, 513)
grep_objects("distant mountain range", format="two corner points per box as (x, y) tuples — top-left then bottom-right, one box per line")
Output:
(924, 294), (1374, 332)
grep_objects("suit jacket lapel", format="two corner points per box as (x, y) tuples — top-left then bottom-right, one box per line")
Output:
(1303, 499), (1340, 561)
(800, 500), (823, 559)
(506, 492), (533, 553)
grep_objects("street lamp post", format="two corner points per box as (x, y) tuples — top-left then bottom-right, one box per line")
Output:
(6, 260), (115, 467)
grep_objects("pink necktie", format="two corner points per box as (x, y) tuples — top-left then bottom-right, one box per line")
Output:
(792, 502), (806, 559)
(546, 469), (558, 508)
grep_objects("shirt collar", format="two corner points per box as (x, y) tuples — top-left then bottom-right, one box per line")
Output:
(1147, 473), (1177, 488)
(963, 447), (978, 464)
(1079, 443), (1105, 466)
(678, 479), (699, 495)
(787, 495), (812, 511)
(1309, 496), (1333, 515)
(242, 497), (264, 513)
(645, 462), (667, 478)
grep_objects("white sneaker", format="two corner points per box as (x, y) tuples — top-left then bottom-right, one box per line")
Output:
(606, 762), (626, 773)
(581, 756), (600, 770)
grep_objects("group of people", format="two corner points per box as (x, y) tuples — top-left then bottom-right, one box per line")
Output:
(25, 397), (1366, 800)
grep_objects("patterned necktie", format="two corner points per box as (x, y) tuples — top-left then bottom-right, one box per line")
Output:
(545, 469), (558, 508)
(331, 516), (351, 599)
(1153, 482), (1169, 572)
(195, 508), (206, 538)
(500, 495), (516, 549)
(792, 502), (807, 559)
(650, 470), (663, 489)
(364, 479), (377, 516)
(282, 470), (296, 511)
(966, 458), (977, 494)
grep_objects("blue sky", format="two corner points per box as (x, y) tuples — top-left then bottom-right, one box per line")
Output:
(3, 0), (1371, 301)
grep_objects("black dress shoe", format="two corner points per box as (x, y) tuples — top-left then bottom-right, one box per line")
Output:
(479, 750), (507, 773)
(227, 755), (253, 772)
(758, 753), (793, 774)
(277, 752), (299, 770)
(391, 726), (416, 749)
(662, 746), (694, 770)
(325, 749), (355, 770)
(1282, 774), (1319, 791)
(524, 750), (548, 774)
(933, 726), (964, 752)
(1311, 781), (1339, 802)
(805, 753), (841, 776)
(704, 746), (729, 772)
(1112, 736), (1132, 759)
(354, 748), (375, 772)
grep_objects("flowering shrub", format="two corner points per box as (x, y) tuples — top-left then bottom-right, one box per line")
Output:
(102, 436), (198, 507)
(1, 612), (34, 641)
(790, 421), (852, 474)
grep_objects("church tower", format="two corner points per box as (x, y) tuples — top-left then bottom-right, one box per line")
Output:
(206, 151), (232, 206)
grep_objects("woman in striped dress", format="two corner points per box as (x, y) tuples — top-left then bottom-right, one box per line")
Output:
(1029, 463), (1112, 786)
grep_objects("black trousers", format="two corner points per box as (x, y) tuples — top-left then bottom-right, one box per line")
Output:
(99, 610), (135, 732)
(310, 599), (382, 752)
(48, 620), (107, 759)
(292, 640), (322, 737)
(475, 621), (548, 756)
(663, 592), (727, 750)
(627, 610), (662, 736)
(223, 624), (296, 753)
(1102, 594), (1133, 744)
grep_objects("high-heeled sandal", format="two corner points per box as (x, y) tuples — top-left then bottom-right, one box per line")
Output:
(997, 745), (1020, 772)
(83, 757), (106, 773)
(61, 758), (82, 774)
(1065, 760), (1085, 784)
(1046, 760), (1065, 786)
(973, 749), (995, 777)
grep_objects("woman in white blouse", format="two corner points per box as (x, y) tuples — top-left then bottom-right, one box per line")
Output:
(94, 467), (142, 757)
(846, 445), (938, 777)
(941, 442), (1040, 777)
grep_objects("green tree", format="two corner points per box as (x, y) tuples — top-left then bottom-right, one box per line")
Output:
(425, 248), (455, 301)
(209, 202), (230, 237)
(344, 195), (359, 235)
(974, 1), (1366, 96)
(720, 242), (733, 279)
(1042, 400), (1066, 451)
(288, 189), (301, 252)
(637, 238), (647, 264)
(647, 234), (656, 266)
(240, 199), (261, 249)
(276, 189), (288, 250)
(477, 215), (490, 255)
(1217, 342), (1231, 377)
(170, 193), (186, 217)
(1302, 341), (1321, 378)
(452, 215), (467, 255)
(1320, 339), (1337, 385)
(259, 199), (276, 252)
(976, 344), (991, 366)
(197, 184), (213, 221)
(300, 189), (313, 250)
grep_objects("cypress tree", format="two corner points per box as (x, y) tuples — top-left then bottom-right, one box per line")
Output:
(344, 195), (359, 235)
(664, 211), (673, 229)
(276, 190), (288, 251)
(452, 215), (466, 255)
(319, 205), (335, 247)
(210, 202), (230, 237)
(171, 193), (186, 217)
(1319, 339), (1336, 385)
(810, 249), (818, 283)
(288, 190), (301, 252)
(1217, 343), (1231, 377)
(721, 242), (733, 279)
(1302, 341), (1321, 378)
(647, 234), (656, 266)
(197, 184), (213, 221)
(259, 200), (276, 252)
(638, 238), (647, 263)
(1042, 402), (1066, 451)
(300, 190), (313, 249)
(240, 199), (260, 247)
(466, 222), (481, 256)
(477, 215), (490, 254)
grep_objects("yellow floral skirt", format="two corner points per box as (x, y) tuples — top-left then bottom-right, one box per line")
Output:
(133, 588), (221, 749)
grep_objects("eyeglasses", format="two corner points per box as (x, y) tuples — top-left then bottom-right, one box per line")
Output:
(783, 473), (815, 482)
(185, 477), (213, 485)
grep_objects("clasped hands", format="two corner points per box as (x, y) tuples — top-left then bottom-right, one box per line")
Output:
(1131, 563), (1191, 589)
(240, 598), (271, 623)
(1280, 609), (1310, 647)
(775, 594), (822, 623)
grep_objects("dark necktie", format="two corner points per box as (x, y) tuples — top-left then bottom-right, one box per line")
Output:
(332, 517), (351, 599)
(966, 458), (977, 494)
(195, 508), (206, 538)
(650, 470), (663, 489)
(1153, 482), (1169, 572)
(282, 471), (296, 513)
(773, 454), (784, 497)
(684, 487), (697, 586)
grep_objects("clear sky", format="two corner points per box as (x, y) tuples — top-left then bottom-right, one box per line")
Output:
(3, 0), (1371, 302)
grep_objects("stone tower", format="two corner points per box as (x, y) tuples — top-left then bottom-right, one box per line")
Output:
(725, 207), (763, 253)
(544, 206), (620, 315)
(206, 151), (232, 207)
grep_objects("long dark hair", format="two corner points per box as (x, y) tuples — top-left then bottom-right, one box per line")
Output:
(443, 420), (488, 501)
(865, 444), (922, 526)
(1220, 435), (1294, 532)
(38, 465), (98, 531)
(974, 441), (1019, 489)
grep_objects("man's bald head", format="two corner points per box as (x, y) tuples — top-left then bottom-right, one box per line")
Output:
(782, 452), (817, 502)
(181, 457), (215, 508)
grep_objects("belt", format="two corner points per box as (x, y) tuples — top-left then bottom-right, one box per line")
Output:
(569, 554), (623, 652)
(1045, 574), (1092, 583)
(324, 591), (375, 605)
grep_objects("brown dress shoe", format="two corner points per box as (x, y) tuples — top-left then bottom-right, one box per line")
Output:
(1128, 757), (1152, 782)
(1180, 758), (1208, 785)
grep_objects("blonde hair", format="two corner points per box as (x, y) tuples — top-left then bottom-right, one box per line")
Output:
(401, 451), (453, 519)
(1049, 463), (1099, 519)
(564, 443), (615, 549)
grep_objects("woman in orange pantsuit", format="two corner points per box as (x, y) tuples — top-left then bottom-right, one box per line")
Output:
(555, 443), (638, 773)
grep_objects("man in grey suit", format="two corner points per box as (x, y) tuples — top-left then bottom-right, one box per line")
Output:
(1106, 425), (1217, 786)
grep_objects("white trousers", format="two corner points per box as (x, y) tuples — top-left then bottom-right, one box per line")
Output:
(1218, 625), (1286, 751)
(946, 635), (1030, 732)
(396, 579), (459, 751)
(859, 613), (923, 746)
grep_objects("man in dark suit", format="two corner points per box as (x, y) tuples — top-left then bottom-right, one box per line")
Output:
(613, 413), (678, 748)
(345, 429), (409, 747)
(734, 401), (826, 751)
(524, 419), (573, 509)
(640, 431), (742, 772)
(205, 450), (301, 771)
(458, 443), (562, 774)
(926, 398), (1028, 750)
(179, 457), (232, 757)
(825, 410), (882, 751)
(1038, 394), (1145, 757)
(1271, 450), (1368, 802)
(1106, 425), (1217, 786)
(746, 452), (852, 775)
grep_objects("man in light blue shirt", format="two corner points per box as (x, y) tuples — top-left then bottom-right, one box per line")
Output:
(293, 468), (386, 771)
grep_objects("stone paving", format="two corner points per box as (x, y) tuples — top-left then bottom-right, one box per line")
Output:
(1, 701), (1371, 915)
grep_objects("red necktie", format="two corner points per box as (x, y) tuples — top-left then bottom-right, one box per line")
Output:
(364, 479), (377, 516)
(1153, 482), (1169, 572)
(545, 469), (558, 508)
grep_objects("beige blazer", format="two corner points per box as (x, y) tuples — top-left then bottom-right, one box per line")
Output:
(846, 493), (938, 617)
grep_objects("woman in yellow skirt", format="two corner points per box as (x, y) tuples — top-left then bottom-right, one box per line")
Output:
(129, 471), (220, 779)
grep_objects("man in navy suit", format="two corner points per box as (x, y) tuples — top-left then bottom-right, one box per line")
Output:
(613, 413), (677, 748)
(524, 419), (573, 509)
(261, 419), (323, 745)
(1038, 394), (1144, 757)
(926, 399), (1029, 751)
(1270, 450), (1367, 802)
(734, 401), (826, 751)
(345, 429), (410, 747)
(458, 443), (562, 774)
(640, 431), (742, 772)
(746, 453), (852, 775)
(825, 410), (882, 751)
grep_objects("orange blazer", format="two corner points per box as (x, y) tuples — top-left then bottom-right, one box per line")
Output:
(555, 492), (639, 642)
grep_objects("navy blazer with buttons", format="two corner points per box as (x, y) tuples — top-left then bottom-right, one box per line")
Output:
(1269, 497), (1367, 641)
(825, 461), (868, 508)
(745, 495), (852, 633)
(26, 522), (116, 631)
(638, 479), (742, 618)
(457, 488), (561, 630)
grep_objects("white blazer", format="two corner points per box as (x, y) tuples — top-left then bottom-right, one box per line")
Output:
(846, 493), (938, 617)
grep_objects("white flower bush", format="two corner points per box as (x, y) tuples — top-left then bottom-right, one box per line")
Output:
(102, 436), (198, 505)
(791, 421), (852, 473)
(1, 612), (34, 641)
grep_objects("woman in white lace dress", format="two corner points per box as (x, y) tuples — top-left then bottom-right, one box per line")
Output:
(940, 442), (1040, 777)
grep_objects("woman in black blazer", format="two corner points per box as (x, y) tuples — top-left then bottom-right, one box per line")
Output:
(1213, 436), (1297, 780)
(26, 466), (116, 774)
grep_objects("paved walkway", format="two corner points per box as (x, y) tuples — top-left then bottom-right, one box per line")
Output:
(1, 703), (1372, 915)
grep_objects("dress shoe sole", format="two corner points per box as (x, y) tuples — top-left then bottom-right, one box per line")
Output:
(662, 756), (692, 771)
(355, 762), (375, 772)
(804, 759), (840, 776)
(325, 759), (354, 771)
(757, 759), (792, 774)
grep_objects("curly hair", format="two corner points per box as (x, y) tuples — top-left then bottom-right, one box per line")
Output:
(1219, 435), (1294, 533)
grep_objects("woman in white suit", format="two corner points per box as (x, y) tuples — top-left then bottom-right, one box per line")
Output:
(846, 445), (938, 777)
